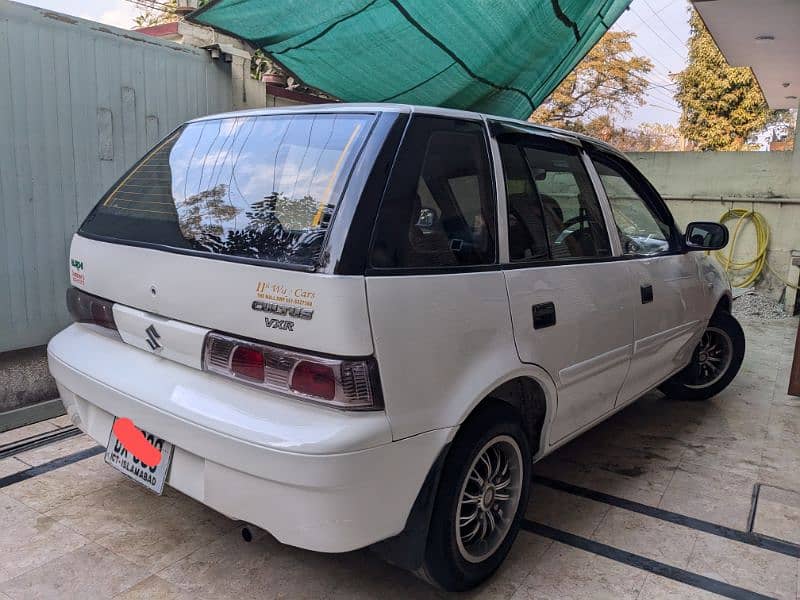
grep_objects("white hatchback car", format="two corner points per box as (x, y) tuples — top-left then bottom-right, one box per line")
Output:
(49, 104), (743, 591)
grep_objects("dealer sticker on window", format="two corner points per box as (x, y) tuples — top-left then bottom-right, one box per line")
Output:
(105, 417), (174, 494)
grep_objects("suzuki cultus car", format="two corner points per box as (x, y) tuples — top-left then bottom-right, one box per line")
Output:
(49, 104), (743, 591)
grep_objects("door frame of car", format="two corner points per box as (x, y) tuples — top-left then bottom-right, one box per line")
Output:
(484, 119), (702, 446)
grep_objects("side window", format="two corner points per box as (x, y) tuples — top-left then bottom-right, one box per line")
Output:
(370, 116), (496, 269)
(498, 142), (549, 261)
(593, 156), (673, 256)
(521, 145), (612, 259)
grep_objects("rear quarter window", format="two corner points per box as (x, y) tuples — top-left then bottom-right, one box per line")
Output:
(80, 113), (374, 267)
(369, 116), (496, 270)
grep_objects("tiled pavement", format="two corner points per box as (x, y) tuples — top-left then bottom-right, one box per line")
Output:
(0, 317), (797, 599)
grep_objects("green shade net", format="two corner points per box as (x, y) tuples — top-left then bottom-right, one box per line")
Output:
(189, 0), (632, 120)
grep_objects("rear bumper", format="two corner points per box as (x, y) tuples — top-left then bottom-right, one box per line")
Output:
(48, 324), (454, 552)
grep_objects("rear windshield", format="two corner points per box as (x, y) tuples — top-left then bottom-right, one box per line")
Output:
(80, 113), (374, 267)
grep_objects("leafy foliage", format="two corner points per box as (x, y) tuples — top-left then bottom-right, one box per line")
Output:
(674, 10), (770, 151)
(133, 0), (178, 28)
(530, 31), (653, 128)
(133, 0), (210, 28)
(178, 191), (329, 265)
(571, 116), (683, 151)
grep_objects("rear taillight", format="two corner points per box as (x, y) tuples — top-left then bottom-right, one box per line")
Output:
(231, 346), (265, 381)
(203, 332), (383, 410)
(291, 361), (336, 400)
(66, 287), (118, 330)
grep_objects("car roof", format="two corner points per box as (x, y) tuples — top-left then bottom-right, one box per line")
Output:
(187, 103), (627, 159)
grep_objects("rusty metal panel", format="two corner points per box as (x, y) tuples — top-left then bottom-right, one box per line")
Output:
(0, 0), (233, 352)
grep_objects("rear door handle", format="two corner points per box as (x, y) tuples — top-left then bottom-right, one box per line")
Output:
(641, 284), (654, 304)
(533, 302), (556, 329)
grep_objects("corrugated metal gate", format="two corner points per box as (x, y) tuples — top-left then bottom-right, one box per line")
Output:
(0, 1), (233, 352)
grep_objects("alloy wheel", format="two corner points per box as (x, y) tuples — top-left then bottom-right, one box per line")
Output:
(455, 435), (523, 563)
(685, 326), (734, 389)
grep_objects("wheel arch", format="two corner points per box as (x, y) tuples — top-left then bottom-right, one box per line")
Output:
(371, 365), (557, 572)
(714, 292), (732, 316)
(457, 366), (558, 459)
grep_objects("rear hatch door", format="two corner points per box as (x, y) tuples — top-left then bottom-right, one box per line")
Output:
(72, 111), (379, 362)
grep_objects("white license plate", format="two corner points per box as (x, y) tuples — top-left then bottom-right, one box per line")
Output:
(105, 419), (174, 494)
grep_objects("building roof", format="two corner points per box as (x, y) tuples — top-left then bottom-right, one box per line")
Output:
(692, 0), (800, 109)
(133, 21), (180, 38)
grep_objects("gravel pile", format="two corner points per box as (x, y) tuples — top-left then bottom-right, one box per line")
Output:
(732, 292), (789, 319)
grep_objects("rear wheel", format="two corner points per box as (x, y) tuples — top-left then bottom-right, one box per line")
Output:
(660, 311), (745, 401)
(420, 403), (531, 591)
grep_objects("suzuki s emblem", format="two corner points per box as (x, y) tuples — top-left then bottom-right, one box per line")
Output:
(145, 325), (162, 351)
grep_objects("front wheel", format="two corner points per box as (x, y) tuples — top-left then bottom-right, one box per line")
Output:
(660, 311), (745, 401)
(420, 403), (531, 592)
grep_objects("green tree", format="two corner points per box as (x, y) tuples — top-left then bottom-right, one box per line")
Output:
(133, 0), (178, 27)
(674, 10), (771, 151)
(133, 0), (210, 28)
(565, 116), (682, 151)
(530, 31), (653, 129)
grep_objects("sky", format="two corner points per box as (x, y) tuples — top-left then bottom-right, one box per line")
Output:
(17, 0), (691, 128)
(611, 0), (691, 128)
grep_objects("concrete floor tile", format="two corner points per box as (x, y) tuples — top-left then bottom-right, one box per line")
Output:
(668, 461), (758, 501)
(572, 470), (666, 505)
(0, 457), (29, 478)
(636, 573), (722, 599)
(532, 457), (666, 505)
(686, 533), (798, 599)
(114, 575), (198, 600)
(160, 528), (351, 600)
(4, 454), (125, 513)
(510, 542), (645, 600)
(0, 421), (58, 447)
(592, 507), (698, 568)
(328, 552), (444, 600)
(554, 444), (679, 486)
(462, 532), (553, 600)
(0, 544), (146, 600)
(94, 497), (237, 574)
(14, 434), (99, 467)
(680, 438), (763, 477)
(48, 414), (76, 428)
(526, 484), (610, 537)
(45, 479), (174, 541)
(758, 467), (800, 493)
(753, 486), (800, 545)
(760, 447), (800, 477)
(658, 487), (752, 530)
(0, 492), (88, 583)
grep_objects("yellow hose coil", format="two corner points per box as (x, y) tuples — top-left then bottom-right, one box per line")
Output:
(714, 208), (799, 290)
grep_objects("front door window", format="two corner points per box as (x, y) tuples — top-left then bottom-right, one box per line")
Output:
(592, 156), (673, 256)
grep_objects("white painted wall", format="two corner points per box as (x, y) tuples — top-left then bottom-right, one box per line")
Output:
(628, 150), (800, 311)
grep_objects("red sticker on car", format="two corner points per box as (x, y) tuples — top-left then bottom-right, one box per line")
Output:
(112, 417), (163, 467)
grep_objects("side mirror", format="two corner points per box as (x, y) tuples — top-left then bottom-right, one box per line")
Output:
(684, 221), (728, 251)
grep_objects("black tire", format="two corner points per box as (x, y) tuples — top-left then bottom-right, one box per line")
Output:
(420, 402), (532, 592)
(659, 311), (745, 401)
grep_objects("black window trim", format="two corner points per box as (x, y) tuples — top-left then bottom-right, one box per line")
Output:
(501, 142), (553, 262)
(364, 113), (500, 276)
(78, 112), (384, 274)
(495, 132), (615, 267)
(587, 146), (684, 258)
(362, 125), (686, 278)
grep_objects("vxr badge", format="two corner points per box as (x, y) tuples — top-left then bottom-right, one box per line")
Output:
(145, 324), (162, 351)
